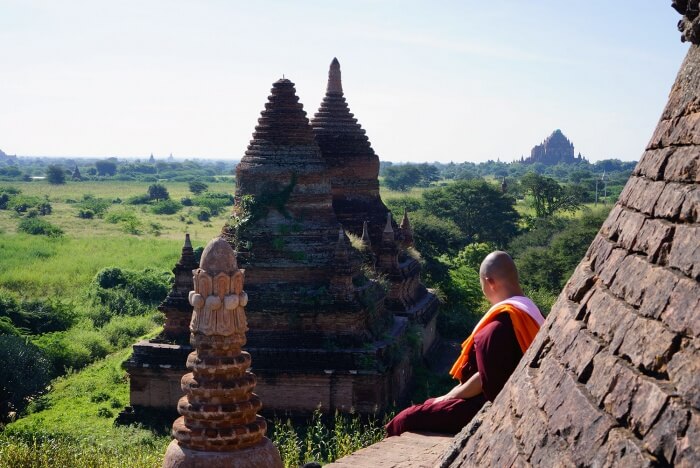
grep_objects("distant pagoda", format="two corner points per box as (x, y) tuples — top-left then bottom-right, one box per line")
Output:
(222, 78), (410, 415)
(522, 129), (586, 165)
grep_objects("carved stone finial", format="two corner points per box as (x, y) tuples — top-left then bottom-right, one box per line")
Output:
(673, 0), (700, 44)
(327, 57), (343, 95)
(382, 213), (395, 243)
(361, 221), (372, 248)
(163, 236), (282, 468)
(383, 213), (393, 233)
(399, 208), (414, 247)
(184, 233), (192, 249)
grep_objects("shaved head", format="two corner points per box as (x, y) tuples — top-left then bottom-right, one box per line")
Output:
(480, 251), (520, 288)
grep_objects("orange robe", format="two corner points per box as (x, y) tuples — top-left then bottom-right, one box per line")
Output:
(450, 302), (542, 382)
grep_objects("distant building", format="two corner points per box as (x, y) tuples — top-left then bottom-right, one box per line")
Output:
(522, 129), (587, 165)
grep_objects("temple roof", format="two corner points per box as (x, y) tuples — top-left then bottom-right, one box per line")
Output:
(244, 78), (322, 160)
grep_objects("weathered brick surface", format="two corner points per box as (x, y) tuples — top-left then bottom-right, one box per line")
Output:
(661, 276), (700, 336)
(442, 29), (700, 468)
(667, 224), (700, 279)
(643, 397), (690, 464)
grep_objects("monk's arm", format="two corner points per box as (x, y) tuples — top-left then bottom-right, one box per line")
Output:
(433, 372), (483, 403)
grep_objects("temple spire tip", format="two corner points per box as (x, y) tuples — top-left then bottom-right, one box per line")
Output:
(327, 57), (343, 94)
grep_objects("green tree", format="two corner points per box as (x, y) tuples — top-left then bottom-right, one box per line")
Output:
(147, 183), (170, 201)
(95, 160), (117, 176)
(520, 172), (582, 218)
(46, 165), (66, 184)
(188, 180), (209, 195)
(383, 165), (422, 191)
(422, 179), (519, 248)
(0, 335), (52, 415)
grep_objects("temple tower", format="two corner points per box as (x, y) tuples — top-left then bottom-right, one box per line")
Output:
(163, 237), (282, 468)
(222, 78), (410, 414)
(312, 58), (439, 355)
(310, 57), (389, 247)
(440, 5), (700, 466)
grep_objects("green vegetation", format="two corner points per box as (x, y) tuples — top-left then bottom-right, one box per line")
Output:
(0, 156), (626, 465)
(45, 165), (66, 185)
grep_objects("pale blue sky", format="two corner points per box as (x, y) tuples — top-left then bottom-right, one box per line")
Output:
(0, 1), (689, 162)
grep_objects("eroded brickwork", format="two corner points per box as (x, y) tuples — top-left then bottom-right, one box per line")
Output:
(440, 38), (700, 468)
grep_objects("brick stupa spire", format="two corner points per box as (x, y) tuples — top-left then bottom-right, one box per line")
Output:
(160, 233), (198, 342)
(311, 58), (392, 248)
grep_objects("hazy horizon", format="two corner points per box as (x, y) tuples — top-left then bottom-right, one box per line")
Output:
(1, 1), (688, 163)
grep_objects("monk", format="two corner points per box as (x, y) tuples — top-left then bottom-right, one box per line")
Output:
(385, 251), (545, 436)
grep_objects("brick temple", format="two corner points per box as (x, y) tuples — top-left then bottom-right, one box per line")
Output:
(521, 129), (586, 165)
(222, 77), (411, 415)
(124, 60), (439, 418)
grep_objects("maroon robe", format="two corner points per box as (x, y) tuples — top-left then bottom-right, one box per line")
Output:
(385, 314), (523, 436)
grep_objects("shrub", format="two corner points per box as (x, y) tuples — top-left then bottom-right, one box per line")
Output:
(0, 293), (76, 335)
(94, 267), (170, 304)
(180, 197), (193, 206)
(77, 209), (94, 219)
(101, 315), (154, 348)
(192, 192), (233, 215)
(188, 180), (208, 195)
(0, 317), (22, 336)
(0, 335), (52, 415)
(37, 202), (52, 215)
(17, 218), (63, 237)
(77, 195), (111, 217)
(126, 194), (151, 205)
(32, 325), (110, 374)
(86, 290), (149, 327)
(150, 199), (182, 215)
(105, 209), (138, 224)
(8, 195), (44, 213)
(196, 208), (211, 221)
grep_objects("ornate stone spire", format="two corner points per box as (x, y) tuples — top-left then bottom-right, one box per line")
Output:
(361, 220), (372, 249)
(378, 214), (399, 272)
(330, 225), (354, 300)
(159, 233), (199, 342)
(382, 212), (395, 243)
(163, 237), (282, 467)
(399, 208), (414, 247)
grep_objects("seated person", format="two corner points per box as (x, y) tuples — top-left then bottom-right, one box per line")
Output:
(385, 251), (545, 437)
